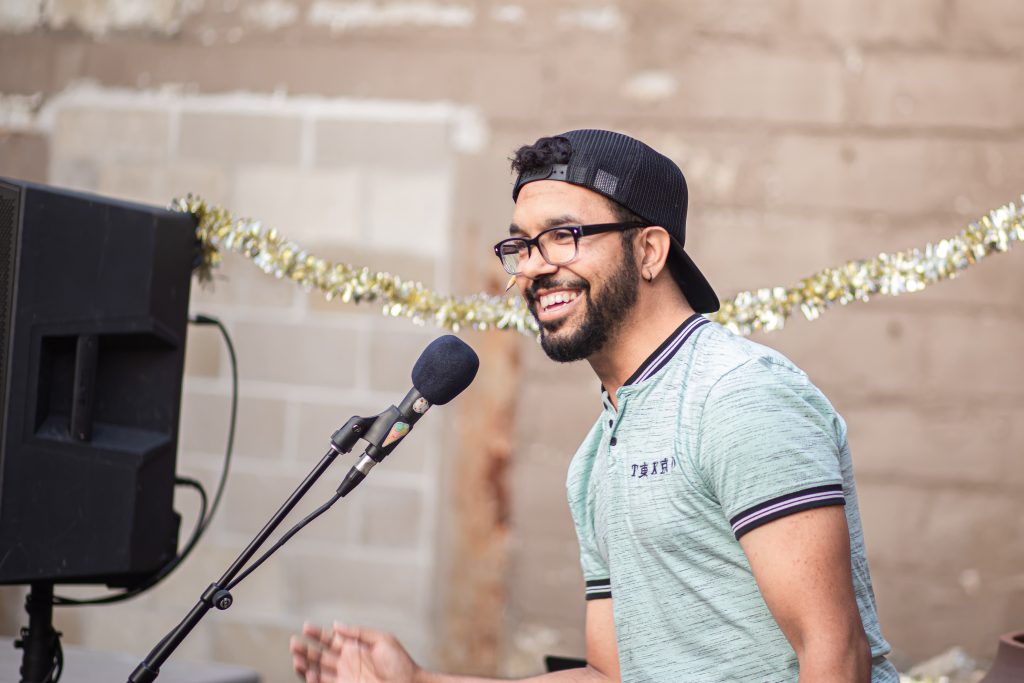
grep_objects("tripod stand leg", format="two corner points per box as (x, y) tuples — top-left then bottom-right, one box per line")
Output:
(15, 582), (61, 683)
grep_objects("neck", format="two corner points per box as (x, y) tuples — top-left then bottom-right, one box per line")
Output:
(588, 283), (696, 408)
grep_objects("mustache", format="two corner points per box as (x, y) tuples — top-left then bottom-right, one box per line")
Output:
(525, 276), (589, 304)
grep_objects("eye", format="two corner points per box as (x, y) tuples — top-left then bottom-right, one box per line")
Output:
(500, 240), (528, 255)
(547, 228), (576, 243)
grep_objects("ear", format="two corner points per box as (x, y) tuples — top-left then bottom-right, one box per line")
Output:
(637, 226), (672, 281)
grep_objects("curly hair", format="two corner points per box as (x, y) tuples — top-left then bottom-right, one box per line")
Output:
(509, 136), (573, 175)
(510, 135), (645, 227)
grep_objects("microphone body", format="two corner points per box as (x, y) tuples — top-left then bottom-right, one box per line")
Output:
(335, 335), (478, 497)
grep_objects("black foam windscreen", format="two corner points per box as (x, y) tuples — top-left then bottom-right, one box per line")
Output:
(411, 335), (479, 405)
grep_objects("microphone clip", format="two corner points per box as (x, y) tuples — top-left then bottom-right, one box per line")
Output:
(329, 415), (379, 455)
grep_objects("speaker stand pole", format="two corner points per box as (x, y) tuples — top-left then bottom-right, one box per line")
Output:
(15, 582), (61, 683)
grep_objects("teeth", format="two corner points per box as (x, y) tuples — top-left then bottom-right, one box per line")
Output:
(540, 291), (579, 309)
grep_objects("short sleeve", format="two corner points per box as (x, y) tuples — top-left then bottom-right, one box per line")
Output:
(566, 427), (612, 601)
(577, 525), (611, 601)
(696, 357), (846, 540)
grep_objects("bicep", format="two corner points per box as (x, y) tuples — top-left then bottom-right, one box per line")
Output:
(739, 505), (864, 653)
(584, 598), (619, 682)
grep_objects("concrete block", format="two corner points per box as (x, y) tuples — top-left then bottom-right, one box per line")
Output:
(363, 166), (452, 255)
(189, 251), (299, 309)
(677, 46), (846, 125)
(872, 568), (1014, 662)
(749, 306), (930, 402)
(49, 157), (100, 192)
(178, 390), (229, 455)
(166, 162), (232, 207)
(354, 484), (424, 550)
(179, 112), (302, 165)
(95, 162), (169, 204)
(280, 548), (426, 615)
(855, 55), (1019, 130)
(313, 119), (451, 170)
(922, 312), (1024, 398)
(232, 165), (362, 245)
(179, 391), (288, 460)
(949, 0), (1024, 54)
(53, 600), (213, 662)
(672, 0), (799, 38)
(506, 536), (585, 625)
(53, 106), (170, 162)
(766, 136), (1023, 215)
(216, 466), (351, 543)
(229, 320), (361, 388)
(208, 618), (298, 683)
(858, 482), (1019, 574)
(797, 0), (944, 46)
(843, 402), (1012, 486)
(691, 208), (833, 296)
(366, 319), (444, 394)
(0, 131), (48, 183)
(184, 324), (222, 379)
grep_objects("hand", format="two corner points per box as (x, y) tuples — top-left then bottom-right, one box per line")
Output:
(290, 622), (422, 683)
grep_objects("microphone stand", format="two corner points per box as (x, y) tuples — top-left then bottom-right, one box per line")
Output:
(127, 415), (377, 683)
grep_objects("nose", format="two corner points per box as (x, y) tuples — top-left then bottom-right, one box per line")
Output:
(516, 244), (558, 281)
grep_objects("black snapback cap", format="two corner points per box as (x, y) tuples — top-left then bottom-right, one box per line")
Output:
(512, 129), (719, 314)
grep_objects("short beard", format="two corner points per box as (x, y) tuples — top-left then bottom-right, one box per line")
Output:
(532, 240), (640, 363)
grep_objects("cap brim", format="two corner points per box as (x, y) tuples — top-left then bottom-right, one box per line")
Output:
(668, 239), (720, 313)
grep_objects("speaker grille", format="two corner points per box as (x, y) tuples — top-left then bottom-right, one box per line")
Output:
(0, 187), (17, 430)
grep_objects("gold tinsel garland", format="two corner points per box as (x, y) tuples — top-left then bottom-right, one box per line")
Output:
(174, 194), (1024, 337)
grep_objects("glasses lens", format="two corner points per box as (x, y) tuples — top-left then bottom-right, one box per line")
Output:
(498, 240), (528, 274)
(537, 228), (578, 266)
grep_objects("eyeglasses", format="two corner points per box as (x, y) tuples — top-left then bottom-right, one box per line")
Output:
(493, 221), (648, 275)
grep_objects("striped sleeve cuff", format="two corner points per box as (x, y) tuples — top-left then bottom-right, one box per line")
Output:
(584, 578), (611, 601)
(730, 484), (845, 540)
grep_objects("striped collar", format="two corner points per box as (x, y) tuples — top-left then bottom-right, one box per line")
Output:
(622, 313), (708, 387)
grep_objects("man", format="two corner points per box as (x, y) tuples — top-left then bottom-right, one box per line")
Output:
(291, 130), (899, 682)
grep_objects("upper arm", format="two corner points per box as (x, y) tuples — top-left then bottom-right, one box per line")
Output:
(584, 598), (619, 682)
(739, 506), (870, 673)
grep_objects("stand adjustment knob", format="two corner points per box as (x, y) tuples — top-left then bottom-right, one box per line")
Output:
(212, 589), (233, 610)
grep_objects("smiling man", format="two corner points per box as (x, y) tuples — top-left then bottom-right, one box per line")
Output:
(290, 130), (899, 683)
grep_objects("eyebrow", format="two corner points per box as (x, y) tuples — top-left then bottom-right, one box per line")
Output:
(508, 214), (583, 237)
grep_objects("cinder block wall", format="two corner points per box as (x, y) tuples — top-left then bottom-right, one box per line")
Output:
(2, 0), (1024, 679)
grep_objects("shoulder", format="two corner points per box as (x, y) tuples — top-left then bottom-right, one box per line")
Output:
(693, 323), (845, 444)
(690, 322), (812, 398)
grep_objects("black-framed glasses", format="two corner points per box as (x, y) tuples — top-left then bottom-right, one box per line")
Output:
(493, 221), (648, 275)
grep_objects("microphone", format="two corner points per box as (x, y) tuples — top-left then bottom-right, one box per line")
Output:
(335, 335), (479, 496)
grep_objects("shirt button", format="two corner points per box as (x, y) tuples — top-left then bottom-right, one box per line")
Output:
(608, 420), (613, 427)
(610, 437), (618, 446)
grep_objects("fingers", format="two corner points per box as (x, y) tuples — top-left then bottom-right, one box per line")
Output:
(332, 621), (393, 646)
(303, 622), (336, 647)
(292, 623), (340, 682)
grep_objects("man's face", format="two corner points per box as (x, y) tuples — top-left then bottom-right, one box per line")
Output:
(508, 181), (641, 362)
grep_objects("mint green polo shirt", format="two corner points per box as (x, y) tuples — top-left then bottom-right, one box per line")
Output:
(566, 314), (898, 682)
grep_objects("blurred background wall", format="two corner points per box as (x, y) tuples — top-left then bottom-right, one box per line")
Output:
(1, 1), (1023, 680)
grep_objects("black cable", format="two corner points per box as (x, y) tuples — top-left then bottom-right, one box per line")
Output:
(226, 492), (343, 591)
(191, 314), (238, 538)
(52, 314), (238, 607)
(43, 634), (62, 683)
